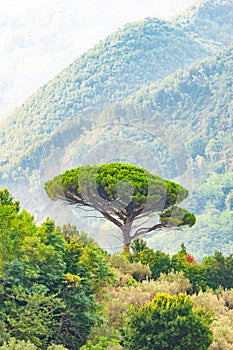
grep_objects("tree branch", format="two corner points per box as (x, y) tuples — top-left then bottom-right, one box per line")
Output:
(99, 210), (123, 229)
(132, 223), (165, 238)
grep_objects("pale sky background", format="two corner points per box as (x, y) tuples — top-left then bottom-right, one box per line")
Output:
(0, 0), (196, 118)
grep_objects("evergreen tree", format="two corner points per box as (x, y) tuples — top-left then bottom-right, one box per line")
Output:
(45, 163), (195, 250)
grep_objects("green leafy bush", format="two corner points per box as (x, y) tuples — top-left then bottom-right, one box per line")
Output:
(123, 293), (213, 350)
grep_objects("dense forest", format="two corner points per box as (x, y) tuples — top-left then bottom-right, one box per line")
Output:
(1, 189), (233, 349)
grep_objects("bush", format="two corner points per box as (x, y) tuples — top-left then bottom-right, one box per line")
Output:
(155, 270), (192, 295)
(191, 288), (233, 350)
(123, 293), (213, 350)
(105, 271), (192, 330)
(0, 338), (37, 350)
(209, 311), (233, 350)
(108, 253), (151, 285)
(80, 336), (122, 349)
(191, 288), (226, 315)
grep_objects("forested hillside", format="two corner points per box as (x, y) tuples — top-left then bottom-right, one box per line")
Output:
(0, 0), (233, 258)
(35, 47), (233, 258)
(174, 0), (233, 47)
(0, 17), (210, 178)
(128, 47), (233, 257)
(129, 46), (233, 175)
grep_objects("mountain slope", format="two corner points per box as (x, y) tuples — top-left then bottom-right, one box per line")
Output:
(174, 0), (233, 47)
(0, 17), (211, 178)
(0, 1), (233, 257)
(7, 46), (232, 258)
(129, 46), (233, 170)
(127, 47), (233, 258)
(42, 48), (233, 210)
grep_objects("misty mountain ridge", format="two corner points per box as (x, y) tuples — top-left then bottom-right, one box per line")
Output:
(0, 16), (211, 174)
(174, 0), (233, 47)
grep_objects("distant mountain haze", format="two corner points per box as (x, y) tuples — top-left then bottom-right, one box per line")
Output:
(0, 17), (211, 174)
(174, 0), (233, 47)
(0, 0), (196, 119)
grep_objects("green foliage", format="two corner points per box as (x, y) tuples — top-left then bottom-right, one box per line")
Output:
(137, 248), (172, 280)
(103, 270), (192, 334)
(0, 339), (69, 350)
(0, 190), (116, 349)
(130, 238), (147, 255)
(123, 293), (213, 350)
(78, 245), (115, 293)
(4, 190), (233, 348)
(53, 283), (97, 349)
(131, 243), (207, 292)
(0, 193), (37, 268)
(0, 338), (37, 350)
(203, 251), (233, 290)
(160, 206), (196, 227)
(45, 163), (189, 211)
(3, 285), (64, 348)
(0, 189), (20, 212)
(0, 320), (9, 346)
(45, 163), (194, 249)
(47, 346), (68, 350)
(80, 336), (122, 350)
(58, 224), (98, 247)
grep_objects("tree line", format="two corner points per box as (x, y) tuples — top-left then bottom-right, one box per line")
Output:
(1, 187), (233, 349)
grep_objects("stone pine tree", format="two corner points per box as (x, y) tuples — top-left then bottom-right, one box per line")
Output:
(45, 163), (195, 251)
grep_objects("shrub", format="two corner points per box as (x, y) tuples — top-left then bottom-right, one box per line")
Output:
(108, 253), (151, 284)
(123, 293), (213, 350)
(209, 311), (233, 350)
(106, 270), (192, 329)
(80, 336), (122, 349)
(155, 270), (192, 295)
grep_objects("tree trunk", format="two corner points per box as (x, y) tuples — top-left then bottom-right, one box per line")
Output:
(121, 222), (133, 252)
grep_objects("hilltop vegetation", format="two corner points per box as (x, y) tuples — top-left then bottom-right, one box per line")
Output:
(174, 0), (233, 47)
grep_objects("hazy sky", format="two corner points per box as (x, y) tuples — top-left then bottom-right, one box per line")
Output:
(0, 0), (196, 117)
